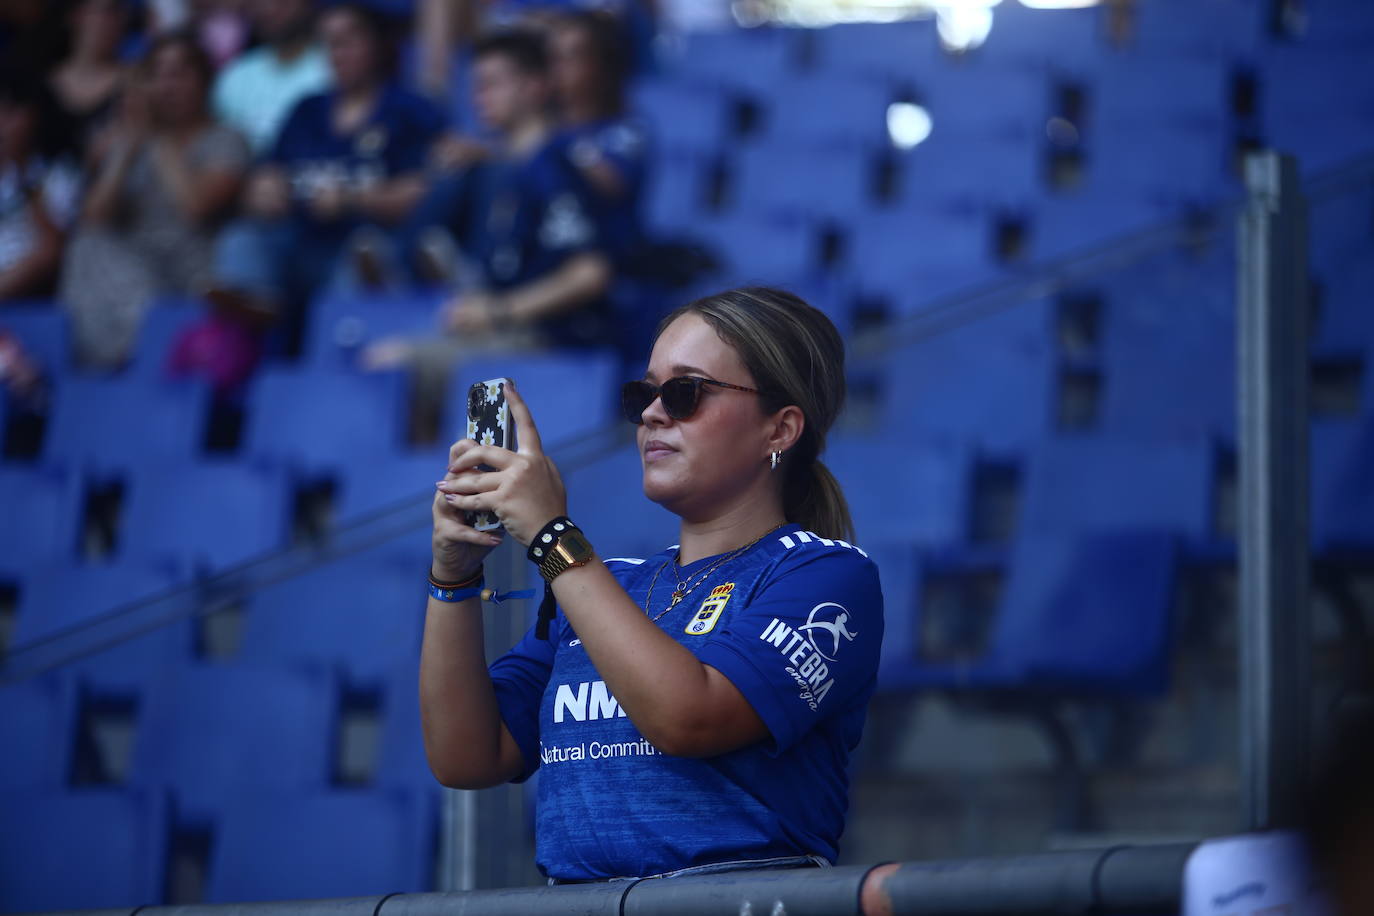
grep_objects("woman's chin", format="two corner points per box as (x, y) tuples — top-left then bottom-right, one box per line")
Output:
(641, 469), (687, 511)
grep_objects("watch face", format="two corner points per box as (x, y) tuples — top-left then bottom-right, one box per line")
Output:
(560, 529), (594, 561)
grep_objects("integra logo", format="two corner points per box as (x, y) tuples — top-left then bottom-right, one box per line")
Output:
(552, 680), (628, 723)
(758, 602), (856, 710)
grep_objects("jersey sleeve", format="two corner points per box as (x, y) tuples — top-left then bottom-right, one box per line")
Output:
(694, 547), (884, 755)
(488, 617), (558, 782)
(534, 156), (602, 258)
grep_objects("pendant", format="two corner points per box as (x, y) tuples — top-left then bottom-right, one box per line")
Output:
(670, 591), (684, 607)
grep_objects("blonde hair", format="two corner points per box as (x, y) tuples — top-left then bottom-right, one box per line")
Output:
(657, 286), (854, 542)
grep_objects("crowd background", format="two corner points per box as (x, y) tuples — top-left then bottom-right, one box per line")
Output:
(1, 0), (1373, 910)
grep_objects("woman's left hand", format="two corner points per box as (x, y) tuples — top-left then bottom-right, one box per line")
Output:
(437, 380), (567, 546)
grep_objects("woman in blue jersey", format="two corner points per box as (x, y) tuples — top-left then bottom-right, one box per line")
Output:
(420, 286), (884, 881)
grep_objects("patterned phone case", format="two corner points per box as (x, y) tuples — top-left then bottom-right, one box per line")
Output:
(465, 377), (512, 532)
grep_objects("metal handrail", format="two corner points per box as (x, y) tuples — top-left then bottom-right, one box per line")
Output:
(5, 150), (1373, 685)
(18, 842), (1198, 916)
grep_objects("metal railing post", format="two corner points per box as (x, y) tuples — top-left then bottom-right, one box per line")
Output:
(1236, 150), (1312, 830)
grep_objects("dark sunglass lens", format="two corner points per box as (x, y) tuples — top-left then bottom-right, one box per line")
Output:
(621, 381), (655, 424)
(660, 377), (701, 420)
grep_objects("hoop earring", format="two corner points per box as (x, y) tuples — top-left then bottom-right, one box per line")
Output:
(770, 451), (781, 471)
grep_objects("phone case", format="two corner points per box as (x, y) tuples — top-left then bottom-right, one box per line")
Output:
(465, 377), (512, 532)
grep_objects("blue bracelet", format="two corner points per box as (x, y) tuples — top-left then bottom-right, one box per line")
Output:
(428, 581), (485, 603)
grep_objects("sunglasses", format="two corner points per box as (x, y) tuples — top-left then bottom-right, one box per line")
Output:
(621, 375), (760, 424)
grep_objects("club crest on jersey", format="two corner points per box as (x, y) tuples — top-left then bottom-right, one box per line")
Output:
(685, 583), (734, 635)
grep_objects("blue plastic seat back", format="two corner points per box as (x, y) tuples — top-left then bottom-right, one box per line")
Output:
(670, 28), (800, 96)
(0, 465), (81, 567)
(10, 564), (190, 693)
(698, 212), (818, 284)
(240, 557), (423, 679)
(242, 367), (409, 474)
(846, 209), (997, 308)
(898, 133), (1044, 208)
(0, 788), (168, 912)
(0, 301), (69, 374)
(129, 663), (335, 819)
(117, 460), (292, 575)
(0, 675), (77, 791)
(632, 79), (731, 156)
(42, 374), (212, 472)
(205, 788), (433, 902)
(303, 290), (445, 370)
(1311, 417), (1374, 552)
(735, 142), (877, 222)
(128, 300), (203, 381)
(759, 75), (893, 149)
(811, 20), (939, 80)
(828, 434), (968, 545)
(1019, 437), (1215, 541)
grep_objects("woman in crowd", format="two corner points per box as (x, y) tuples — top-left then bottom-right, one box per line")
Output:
(0, 67), (80, 303)
(47, 0), (134, 163)
(419, 286), (884, 881)
(59, 32), (248, 368)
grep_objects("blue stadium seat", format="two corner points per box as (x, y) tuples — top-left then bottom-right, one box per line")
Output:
(828, 434), (968, 545)
(811, 20), (939, 81)
(880, 297), (1055, 453)
(42, 374), (212, 472)
(642, 152), (709, 236)
(128, 300), (203, 381)
(1276, 2), (1374, 50)
(242, 366), (409, 474)
(129, 664), (335, 819)
(735, 142), (876, 221)
(1311, 417), (1374, 553)
(916, 65), (1050, 140)
(1313, 248), (1374, 353)
(631, 79), (731, 156)
(1082, 125), (1232, 205)
(0, 465), (80, 567)
(303, 290), (446, 370)
(10, 564), (190, 693)
(846, 208), (997, 308)
(376, 660), (445, 792)
(205, 789), (432, 902)
(759, 75), (892, 148)
(898, 132), (1044, 208)
(979, 2), (1103, 69)
(1121, 0), (1263, 57)
(697, 213), (819, 286)
(442, 349), (620, 451)
(239, 557), (423, 679)
(0, 301), (69, 375)
(0, 675), (77, 791)
(877, 530), (1177, 696)
(670, 28), (801, 96)
(1091, 58), (1230, 129)
(1019, 437), (1216, 541)
(0, 788), (168, 911)
(1264, 112), (1374, 177)
(335, 446), (448, 520)
(1097, 249), (1237, 441)
(1027, 193), (1162, 263)
(116, 461), (293, 575)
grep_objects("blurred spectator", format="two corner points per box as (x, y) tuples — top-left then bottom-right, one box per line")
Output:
(212, 0), (329, 154)
(362, 28), (611, 440)
(210, 3), (443, 339)
(549, 10), (646, 268)
(1306, 702), (1374, 916)
(0, 67), (81, 303)
(48, 0), (135, 163)
(149, 0), (252, 70)
(59, 33), (249, 369)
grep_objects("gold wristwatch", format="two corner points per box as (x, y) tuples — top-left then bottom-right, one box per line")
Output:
(530, 518), (595, 582)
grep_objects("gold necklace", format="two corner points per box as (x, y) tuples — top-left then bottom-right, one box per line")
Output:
(645, 523), (786, 621)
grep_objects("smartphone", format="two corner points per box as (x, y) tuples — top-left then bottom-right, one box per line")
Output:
(465, 377), (513, 532)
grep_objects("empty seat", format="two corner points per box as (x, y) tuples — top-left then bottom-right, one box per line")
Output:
(0, 301), (68, 375)
(846, 208), (997, 307)
(242, 366), (409, 474)
(128, 299), (204, 381)
(0, 675), (77, 791)
(642, 151), (710, 236)
(759, 75), (893, 148)
(878, 530), (1177, 696)
(42, 374), (211, 472)
(303, 290), (446, 370)
(734, 143), (876, 222)
(129, 663), (335, 819)
(880, 297), (1055, 453)
(1091, 58), (1230, 129)
(698, 213), (820, 286)
(917, 64), (1051, 140)
(812, 20), (939, 81)
(205, 788), (432, 902)
(1081, 124), (1233, 205)
(376, 660), (442, 792)
(1019, 437), (1216, 541)
(0, 465), (80, 567)
(979, 2), (1103, 69)
(1027, 192), (1162, 263)
(441, 350), (620, 452)
(117, 461), (292, 575)
(1311, 417), (1374, 553)
(670, 28), (801, 96)
(1121, 0), (1263, 57)
(10, 564), (190, 693)
(0, 788), (168, 912)
(240, 557), (423, 679)
(632, 79), (732, 156)
(828, 434), (968, 545)
(898, 132), (1044, 208)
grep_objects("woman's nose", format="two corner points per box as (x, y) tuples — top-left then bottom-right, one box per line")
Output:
(639, 391), (671, 427)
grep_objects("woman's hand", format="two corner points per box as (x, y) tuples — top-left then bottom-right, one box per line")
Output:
(432, 437), (506, 581)
(441, 292), (503, 336)
(437, 381), (567, 547)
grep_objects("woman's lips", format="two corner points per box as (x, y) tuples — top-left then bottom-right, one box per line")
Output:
(643, 441), (677, 463)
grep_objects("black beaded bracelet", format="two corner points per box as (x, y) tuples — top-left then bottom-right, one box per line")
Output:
(526, 516), (577, 564)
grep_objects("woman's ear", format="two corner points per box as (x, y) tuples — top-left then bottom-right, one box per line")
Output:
(766, 405), (805, 458)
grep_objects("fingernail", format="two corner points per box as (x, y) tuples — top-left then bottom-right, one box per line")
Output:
(487, 536), (501, 546)
(444, 494), (457, 502)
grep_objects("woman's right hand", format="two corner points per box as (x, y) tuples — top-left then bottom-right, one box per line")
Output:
(432, 438), (505, 581)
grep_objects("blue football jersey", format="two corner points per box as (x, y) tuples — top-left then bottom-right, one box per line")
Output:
(489, 524), (884, 880)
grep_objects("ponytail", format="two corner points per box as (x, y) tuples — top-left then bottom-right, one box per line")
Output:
(784, 459), (854, 543)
